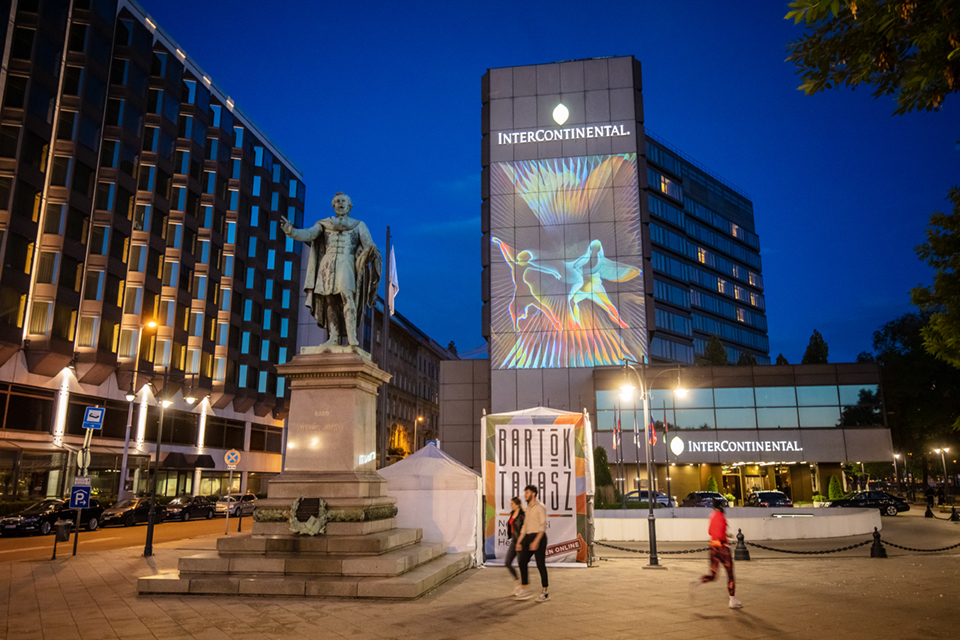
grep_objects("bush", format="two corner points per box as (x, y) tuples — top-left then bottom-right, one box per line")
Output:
(594, 446), (614, 488)
(706, 476), (719, 493)
(812, 493), (828, 503)
(828, 476), (844, 500)
(724, 493), (736, 505)
(0, 500), (38, 517)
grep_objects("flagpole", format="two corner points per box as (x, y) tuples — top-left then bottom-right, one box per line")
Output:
(378, 226), (392, 468)
(664, 399), (671, 505)
(631, 396), (643, 501)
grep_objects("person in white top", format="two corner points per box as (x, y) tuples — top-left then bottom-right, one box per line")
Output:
(515, 484), (549, 602)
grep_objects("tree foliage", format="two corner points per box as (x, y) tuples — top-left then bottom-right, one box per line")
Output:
(737, 351), (758, 366)
(775, 353), (790, 365)
(702, 334), (728, 366)
(911, 188), (960, 368)
(828, 475), (844, 499)
(867, 312), (960, 483)
(706, 475), (719, 493)
(785, 0), (960, 115)
(801, 329), (830, 363)
(594, 446), (614, 487)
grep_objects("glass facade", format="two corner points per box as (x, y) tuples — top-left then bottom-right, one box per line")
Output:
(596, 383), (881, 431)
(645, 135), (769, 365)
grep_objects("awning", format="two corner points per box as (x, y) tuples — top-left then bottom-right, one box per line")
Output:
(163, 452), (218, 469)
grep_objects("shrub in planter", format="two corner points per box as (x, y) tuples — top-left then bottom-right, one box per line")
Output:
(706, 476), (719, 493)
(828, 476), (844, 500)
(724, 493), (736, 505)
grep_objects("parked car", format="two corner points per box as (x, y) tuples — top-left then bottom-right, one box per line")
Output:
(624, 490), (674, 506)
(746, 490), (793, 507)
(825, 490), (910, 516)
(100, 498), (166, 527)
(0, 498), (104, 536)
(164, 495), (214, 521)
(215, 494), (256, 517)
(679, 491), (729, 508)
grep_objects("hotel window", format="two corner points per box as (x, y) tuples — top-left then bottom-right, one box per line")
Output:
(264, 279), (273, 300)
(159, 299), (175, 326)
(214, 357), (226, 382)
(123, 286), (142, 315)
(28, 301), (53, 335)
(134, 204), (151, 231)
(280, 318), (289, 338)
(83, 271), (104, 301)
(186, 348), (200, 375)
(36, 251), (58, 284)
(77, 317), (98, 348)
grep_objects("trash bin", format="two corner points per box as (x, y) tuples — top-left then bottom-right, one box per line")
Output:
(55, 519), (72, 542)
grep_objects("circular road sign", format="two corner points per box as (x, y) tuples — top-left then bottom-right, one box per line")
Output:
(224, 449), (241, 466)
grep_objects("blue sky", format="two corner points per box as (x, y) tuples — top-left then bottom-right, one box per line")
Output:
(139, 0), (959, 363)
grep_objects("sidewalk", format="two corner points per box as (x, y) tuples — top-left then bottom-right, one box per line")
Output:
(2, 530), (958, 640)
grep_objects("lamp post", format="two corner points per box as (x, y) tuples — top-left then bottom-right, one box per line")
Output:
(143, 370), (172, 558)
(893, 453), (900, 496)
(620, 361), (685, 569)
(934, 448), (949, 494)
(119, 321), (157, 500)
(415, 416), (423, 452)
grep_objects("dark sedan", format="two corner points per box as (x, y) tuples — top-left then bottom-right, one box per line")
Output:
(826, 490), (910, 516)
(164, 495), (214, 521)
(746, 491), (793, 507)
(0, 498), (104, 536)
(101, 498), (166, 527)
(679, 491), (729, 508)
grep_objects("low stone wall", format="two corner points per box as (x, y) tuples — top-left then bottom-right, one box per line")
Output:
(595, 507), (882, 542)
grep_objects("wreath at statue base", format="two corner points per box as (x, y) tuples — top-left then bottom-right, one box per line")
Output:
(252, 498), (398, 536)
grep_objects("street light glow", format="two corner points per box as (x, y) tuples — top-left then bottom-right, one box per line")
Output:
(620, 383), (636, 400)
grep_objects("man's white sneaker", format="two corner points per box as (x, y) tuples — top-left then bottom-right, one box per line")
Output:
(515, 588), (532, 600)
(511, 585), (523, 597)
(729, 596), (743, 609)
(536, 592), (550, 603)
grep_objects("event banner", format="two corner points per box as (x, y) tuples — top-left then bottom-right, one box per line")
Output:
(482, 409), (591, 565)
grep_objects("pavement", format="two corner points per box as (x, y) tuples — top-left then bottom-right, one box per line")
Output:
(1, 508), (958, 640)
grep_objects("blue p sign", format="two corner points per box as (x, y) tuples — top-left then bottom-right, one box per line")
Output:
(70, 486), (90, 509)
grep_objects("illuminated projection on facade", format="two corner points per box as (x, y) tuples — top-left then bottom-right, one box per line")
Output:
(489, 153), (646, 369)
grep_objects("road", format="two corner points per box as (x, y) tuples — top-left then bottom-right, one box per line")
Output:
(0, 515), (253, 562)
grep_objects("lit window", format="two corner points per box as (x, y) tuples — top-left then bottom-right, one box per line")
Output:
(697, 247), (706, 264)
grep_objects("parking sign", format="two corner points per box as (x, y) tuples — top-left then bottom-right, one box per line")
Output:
(70, 486), (91, 509)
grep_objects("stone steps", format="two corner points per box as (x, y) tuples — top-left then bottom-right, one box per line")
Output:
(216, 527), (421, 556)
(138, 551), (472, 599)
(179, 541), (445, 577)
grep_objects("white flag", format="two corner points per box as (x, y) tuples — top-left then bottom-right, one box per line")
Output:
(388, 247), (399, 316)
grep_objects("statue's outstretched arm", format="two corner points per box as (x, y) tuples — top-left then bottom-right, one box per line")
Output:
(281, 218), (321, 242)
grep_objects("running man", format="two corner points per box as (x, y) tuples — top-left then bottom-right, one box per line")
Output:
(693, 498), (742, 609)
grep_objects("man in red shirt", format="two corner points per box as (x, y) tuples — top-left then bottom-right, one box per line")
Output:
(693, 499), (742, 609)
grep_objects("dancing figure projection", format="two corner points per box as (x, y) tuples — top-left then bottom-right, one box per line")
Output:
(489, 154), (646, 369)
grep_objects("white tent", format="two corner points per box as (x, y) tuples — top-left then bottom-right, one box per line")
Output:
(379, 442), (483, 565)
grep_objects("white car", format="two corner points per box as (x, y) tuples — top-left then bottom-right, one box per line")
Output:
(215, 494), (256, 517)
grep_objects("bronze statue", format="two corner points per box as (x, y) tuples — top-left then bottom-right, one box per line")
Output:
(280, 192), (380, 348)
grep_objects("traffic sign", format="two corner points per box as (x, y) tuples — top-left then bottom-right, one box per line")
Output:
(224, 449), (241, 466)
(82, 407), (104, 430)
(70, 486), (90, 509)
(72, 476), (91, 487)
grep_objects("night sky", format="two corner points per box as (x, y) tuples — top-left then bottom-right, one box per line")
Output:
(139, 0), (958, 363)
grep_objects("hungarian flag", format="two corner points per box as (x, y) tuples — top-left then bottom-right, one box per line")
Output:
(649, 420), (657, 445)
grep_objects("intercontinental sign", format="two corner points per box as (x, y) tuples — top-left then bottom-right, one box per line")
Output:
(671, 436), (803, 456)
(496, 124), (631, 145)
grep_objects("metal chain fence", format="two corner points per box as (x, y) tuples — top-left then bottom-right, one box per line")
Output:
(882, 540), (960, 553)
(595, 541), (710, 555)
(744, 540), (872, 555)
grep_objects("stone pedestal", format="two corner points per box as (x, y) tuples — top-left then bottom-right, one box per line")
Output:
(138, 349), (470, 599)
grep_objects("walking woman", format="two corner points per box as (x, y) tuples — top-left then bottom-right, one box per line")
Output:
(505, 496), (525, 595)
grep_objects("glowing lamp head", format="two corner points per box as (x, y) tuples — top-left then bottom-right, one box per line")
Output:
(935, 448), (941, 454)
(125, 391), (136, 402)
(161, 399), (173, 408)
(674, 387), (687, 398)
(185, 395), (197, 405)
(146, 321), (157, 329)
(894, 453), (900, 459)
(619, 384), (636, 401)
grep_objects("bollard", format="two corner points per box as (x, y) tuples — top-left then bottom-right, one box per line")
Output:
(950, 507), (959, 522)
(734, 528), (750, 561)
(870, 527), (887, 558)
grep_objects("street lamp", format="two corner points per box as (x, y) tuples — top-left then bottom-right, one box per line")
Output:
(934, 448), (949, 493)
(144, 370), (172, 558)
(415, 416), (423, 452)
(119, 321), (157, 500)
(619, 361), (685, 569)
(893, 453), (900, 495)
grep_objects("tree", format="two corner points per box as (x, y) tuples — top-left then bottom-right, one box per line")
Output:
(706, 475), (719, 493)
(775, 353), (789, 365)
(911, 188), (960, 368)
(856, 351), (875, 362)
(594, 446), (614, 488)
(866, 312), (960, 485)
(785, 0), (960, 115)
(701, 334), (728, 366)
(828, 475), (844, 500)
(801, 329), (829, 363)
(737, 351), (758, 366)
(446, 341), (458, 356)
